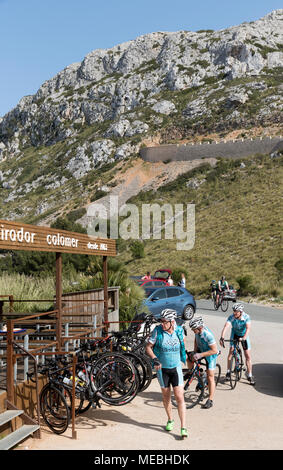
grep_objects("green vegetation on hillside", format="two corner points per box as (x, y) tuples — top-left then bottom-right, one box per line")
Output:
(116, 153), (283, 302)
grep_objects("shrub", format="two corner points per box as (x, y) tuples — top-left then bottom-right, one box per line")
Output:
(236, 275), (256, 296)
(130, 241), (145, 259)
(274, 257), (283, 280)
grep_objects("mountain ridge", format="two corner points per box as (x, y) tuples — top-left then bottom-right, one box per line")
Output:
(0, 9), (282, 224)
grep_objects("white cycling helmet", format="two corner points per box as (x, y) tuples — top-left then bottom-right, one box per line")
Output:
(160, 309), (177, 321)
(232, 303), (244, 313)
(189, 316), (204, 330)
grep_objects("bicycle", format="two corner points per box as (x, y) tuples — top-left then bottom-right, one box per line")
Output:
(109, 313), (158, 392)
(172, 353), (221, 409)
(28, 345), (140, 433)
(28, 362), (71, 435)
(222, 339), (245, 389)
(68, 342), (141, 411)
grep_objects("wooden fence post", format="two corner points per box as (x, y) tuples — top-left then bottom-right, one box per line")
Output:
(103, 256), (109, 334)
(6, 319), (14, 403)
(56, 252), (62, 351)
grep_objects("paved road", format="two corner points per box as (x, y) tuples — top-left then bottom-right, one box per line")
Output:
(196, 299), (283, 323)
(26, 301), (283, 451)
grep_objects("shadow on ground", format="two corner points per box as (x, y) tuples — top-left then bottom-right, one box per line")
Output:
(253, 363), (283, 398)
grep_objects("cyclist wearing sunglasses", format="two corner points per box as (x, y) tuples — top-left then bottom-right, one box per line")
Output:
(145, 309), (188, 438)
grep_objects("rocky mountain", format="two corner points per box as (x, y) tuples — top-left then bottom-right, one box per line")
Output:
(0, 9), (282, 223)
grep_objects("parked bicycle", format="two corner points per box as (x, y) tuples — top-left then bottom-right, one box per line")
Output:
(28, 361), (71, 435)
(28, 344), (140, 434)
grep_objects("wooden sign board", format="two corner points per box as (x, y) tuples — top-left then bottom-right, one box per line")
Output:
(0, 219), (116, 256)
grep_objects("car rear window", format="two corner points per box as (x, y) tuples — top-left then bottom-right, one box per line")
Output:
(154, 271), (169, 279)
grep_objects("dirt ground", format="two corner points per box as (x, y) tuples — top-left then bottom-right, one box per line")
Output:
(23, 310), (283, 451)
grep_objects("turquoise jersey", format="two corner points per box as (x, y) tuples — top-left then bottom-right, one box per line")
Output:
(195, 326), (218, 370)
(227, 312), (250, 336)
(195, 326), (216, 353)
(148, 325), (183, 369)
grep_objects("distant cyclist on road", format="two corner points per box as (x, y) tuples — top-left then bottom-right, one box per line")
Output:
(220, 303), (255, 385)
(216, 276), (229, 306)
(145, 309), (188, 438)
(187, 316), (218, 409)
(210, 280), (217, 300)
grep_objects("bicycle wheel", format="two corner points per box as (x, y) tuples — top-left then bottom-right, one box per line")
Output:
(91, 355), (139, 406)
(132, 351), (153, 392)
(123, 352), (147, 392)
(236, 349), (244, 381)
(214, 363), (221, 386)
(221, 299), (229, 312)
(40, 384), (70, 434)
(213, 298), (219, 310)
(181, 373), (205, 409)
(229, 356), (238, 389)
(61, 383), (90, 415)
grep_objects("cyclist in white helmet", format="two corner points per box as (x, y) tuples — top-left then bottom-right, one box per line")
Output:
(145, 309), (188, 438)
(187, 316), (218, 409)
(220, 303), (255, 385)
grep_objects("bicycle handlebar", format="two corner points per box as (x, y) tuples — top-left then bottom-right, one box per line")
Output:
(220, 338), (242, 348)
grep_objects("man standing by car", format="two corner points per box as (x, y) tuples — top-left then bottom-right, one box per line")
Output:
(178, 273), (186, 288)
(145, 309), (188, 438)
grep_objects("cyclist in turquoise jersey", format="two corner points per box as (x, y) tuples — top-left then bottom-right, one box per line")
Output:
(220, 303), (255, 385)
(187, 316), (218, 409)
(145, 309), (188, 438)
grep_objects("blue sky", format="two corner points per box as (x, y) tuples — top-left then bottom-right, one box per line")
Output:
(0, 0), (281, 117)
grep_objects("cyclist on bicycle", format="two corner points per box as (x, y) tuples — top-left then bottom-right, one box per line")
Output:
(145, 309), (188, 438)
(210, 280), (217, 300)
(219, 303), (255, 385)
(216, 276), (229, 305)
(187, 316), (218, 409)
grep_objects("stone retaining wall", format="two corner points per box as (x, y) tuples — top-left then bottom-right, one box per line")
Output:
(140, 137), (282, 162)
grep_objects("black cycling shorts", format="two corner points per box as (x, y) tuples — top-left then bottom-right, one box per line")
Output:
(233, 334), (249, 351)
(157, 366), (184, 388)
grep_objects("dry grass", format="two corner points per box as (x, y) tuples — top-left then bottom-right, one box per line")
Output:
(117, 154), (283, 300)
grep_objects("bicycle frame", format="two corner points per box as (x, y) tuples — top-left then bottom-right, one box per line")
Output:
(223, 339), (244, 388)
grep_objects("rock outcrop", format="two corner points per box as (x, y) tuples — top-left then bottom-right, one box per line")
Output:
(0, 10), (282, 222)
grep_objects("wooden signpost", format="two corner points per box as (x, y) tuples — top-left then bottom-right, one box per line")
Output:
(0, 218), (116, 351)
(0, 219), (116, 257)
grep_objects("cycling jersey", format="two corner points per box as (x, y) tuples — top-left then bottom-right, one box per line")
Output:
(218, 280), (229, 291)
(227, 312), (250, 337)
(195, 326), (218, 370)
(227, 312), (251, 350)
(148, 324), (185, 369)
(195, 326), (216, 353)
